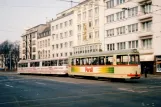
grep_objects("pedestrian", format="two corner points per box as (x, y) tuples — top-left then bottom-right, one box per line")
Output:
(144, 66), (147, 78)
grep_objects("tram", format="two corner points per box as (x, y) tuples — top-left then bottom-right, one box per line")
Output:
(68, 49), (141, 79)
(18, 57), (68, 75)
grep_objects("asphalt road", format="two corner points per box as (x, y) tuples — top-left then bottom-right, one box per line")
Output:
(0, 72), (161, 107)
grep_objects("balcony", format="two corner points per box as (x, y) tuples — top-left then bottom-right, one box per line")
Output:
(138, 30), (153, 38)
(139, 48), (153, 54)
(138, 13), (152, 21)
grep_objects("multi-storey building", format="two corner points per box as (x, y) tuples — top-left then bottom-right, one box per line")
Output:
(104, 0), (161, 74)
(73, 0), (105, 55)
(50, 8), (75, 58)
(19, 0), (161, 74)
(20, 24), (48, 60)
(37, 23), (51, 59)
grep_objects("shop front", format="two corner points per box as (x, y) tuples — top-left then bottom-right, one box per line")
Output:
(154, 55), (161, 74)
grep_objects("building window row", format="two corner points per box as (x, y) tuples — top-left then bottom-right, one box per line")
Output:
(52, 19), (73, 31)
(106, 7), (138, 23)
(74, 44), (102, 55)
(52, 41), (73, 50)
(106, 23), (138, 37)
(106, 0), (125, 9)
(52, 30), (73, 40)
(78, 7), (99, 21)
(38, 39), (50, 49)
(53, 52), (72, 57)
(107, 43), (115, 51)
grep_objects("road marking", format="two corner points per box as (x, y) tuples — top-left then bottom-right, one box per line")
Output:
(118, 88), (135, 92)
(35, 82), (46, 85)
(5, 84), (13, 88)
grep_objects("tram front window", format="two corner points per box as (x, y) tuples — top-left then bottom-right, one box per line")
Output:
(117, 55), (128, 65)
(129, 54), (139, 64)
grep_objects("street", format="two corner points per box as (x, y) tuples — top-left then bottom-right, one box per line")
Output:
(0, 72), (161, 107)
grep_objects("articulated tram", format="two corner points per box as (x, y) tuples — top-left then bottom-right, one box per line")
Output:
(68, 49), (141, 79)
(18, 49), (141, 79)
(18, 57), (68, 75)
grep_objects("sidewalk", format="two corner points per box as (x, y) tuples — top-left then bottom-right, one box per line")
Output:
(141, 74), (161, 79)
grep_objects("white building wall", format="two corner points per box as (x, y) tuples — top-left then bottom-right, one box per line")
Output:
(51, 9), (75, 58)
(153, 0), (161, 55)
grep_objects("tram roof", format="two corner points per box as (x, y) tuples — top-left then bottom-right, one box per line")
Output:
(70, 49), (139, 58)
(18, 57), (68, 63)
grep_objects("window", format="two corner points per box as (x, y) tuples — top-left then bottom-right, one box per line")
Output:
(60, 33), (63, 39)
(88, 9), (92, 18)
(32, 47), (36, 52)
(78, 14), (81, 21)
(89, 21), (92, 28)
(117, 55), (128, 65)
(52, 34), (55, 40)
(60, 43), (63, 49)
(56, 44), (59, 49)
(52, 45), (54, 50)
(83, 12), (86, 20)
(69, 19), (72, 26)
(77, 25), (81, 31)
(128, 40), (138, 49)
(116, 26), (125, 35)
(69, 41), (73, 47)
(106, 29), (114, 37)
(52, 26), (54, 31)
(128, 23), (138, 33)
(65, 42), (68, 48)
(64, 21), (68, 27)
(106, 14), (114, 23)
(48, 39), (50, 46)
(95, 7), (99, 15)
(106, 0), (114, 9)
(107, 43), (115, 51)
(78, 34), (81, 40)
(69, 30), (73, 36)
(116, 11), (125, 21)
(142, 3), (152, 14)
(142, 21), (152, 31)
(95, 31), (99, 38)
(95, 19), (99, 26)
(89, 32), (93, 39)
(56, 34), (58, 40)
(56, 25), (58, 30)
(117, 0), (125, 5)
(128, 7), (138, 17)
(117, 42), (126, 50)
(142, 38), (152, 49)
(60, 23), (63, 29)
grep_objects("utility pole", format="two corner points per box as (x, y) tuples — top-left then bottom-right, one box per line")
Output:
(9, 51), (11, 71)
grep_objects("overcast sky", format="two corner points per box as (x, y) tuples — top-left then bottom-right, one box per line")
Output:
(0, 0), (79, 43)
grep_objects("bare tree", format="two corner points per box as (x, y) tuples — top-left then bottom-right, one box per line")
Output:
(0, 40), (20, 71)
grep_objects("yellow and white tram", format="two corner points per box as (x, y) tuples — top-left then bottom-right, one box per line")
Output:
(68, 49), (141, 79)
(18, 57), (68, 75)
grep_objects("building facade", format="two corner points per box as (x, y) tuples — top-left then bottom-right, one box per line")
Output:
(20, 24), (49, 60)
(73, 0), (105, 55)
(50, 8), (75, 58)
(19, 0), (161, 74)
(104, 0), (161, 74)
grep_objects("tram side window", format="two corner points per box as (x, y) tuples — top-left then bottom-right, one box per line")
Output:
(91, 57), (99, 65)
(58, 60), (63, 66)
(117, 55), (128, 65)
(42, 61), (45, 66)
(51, 60), (57, 66)
(20, 63), (28, 67)
(99, 56), (105, 65)
(64, 59), (68, 65)
(129, 54), (139, 64)
(105, 56), (113, 65)
(76, 58), (80, 65)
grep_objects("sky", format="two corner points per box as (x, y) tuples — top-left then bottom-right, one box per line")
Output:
(0, 0), (79, 43)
